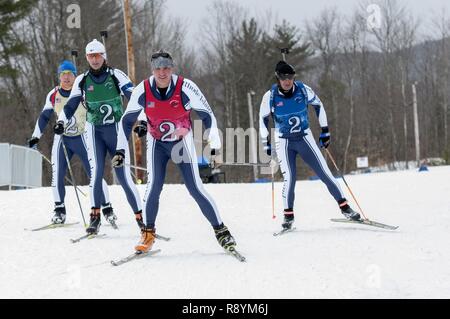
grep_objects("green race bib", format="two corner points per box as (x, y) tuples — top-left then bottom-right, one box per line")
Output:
(84, 73), (124, 125)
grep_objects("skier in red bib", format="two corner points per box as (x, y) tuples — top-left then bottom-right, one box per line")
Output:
(113, 50), (238, 254)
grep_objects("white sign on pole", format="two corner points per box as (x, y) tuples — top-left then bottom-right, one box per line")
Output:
(357, 157), (369, 169)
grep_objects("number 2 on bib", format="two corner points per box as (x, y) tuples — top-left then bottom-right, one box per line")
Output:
(160, 121), (177, 142)
(289, 116), (301, 133)
(65, 117), (78, 135)
(100, 104), (115, 125)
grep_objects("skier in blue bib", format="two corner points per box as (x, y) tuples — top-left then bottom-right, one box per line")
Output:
(259, 61), (362, 231)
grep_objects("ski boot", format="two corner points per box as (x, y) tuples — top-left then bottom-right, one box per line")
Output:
(341, 205), (362, 221)
(214, 224), (236, 250)
(51, 203), (66, 224)
(102, 203), (117, 228)
(135, 227), (156, 253)
(86, 208), (101, 234)
(282, 213), (295, 230)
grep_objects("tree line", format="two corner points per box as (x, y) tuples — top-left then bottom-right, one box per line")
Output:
(1, 0), (449, 185)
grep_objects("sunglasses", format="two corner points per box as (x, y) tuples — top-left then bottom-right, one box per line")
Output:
(59, 71), (75, 77)
(86, 53), (103, 59)
(276, 73), (295, 81)
(151, 52), (172, 60)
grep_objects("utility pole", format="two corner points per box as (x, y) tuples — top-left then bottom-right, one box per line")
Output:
(412, 82), (421, 167)
(122, 0), (143, 181)
(247, 91), (258, 182)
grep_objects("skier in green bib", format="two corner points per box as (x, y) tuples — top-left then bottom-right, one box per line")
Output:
(54, 39), (146, 234)
(27, 60), (113, 225)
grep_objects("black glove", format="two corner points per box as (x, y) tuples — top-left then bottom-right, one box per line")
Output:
(53, 121), (65, 135)
(27, 137), (39, 149)
(112, 150), (125, 168)
(262, 140), (272, 156)
(133, 121), (148, 138)
(319, 127), (331, 149)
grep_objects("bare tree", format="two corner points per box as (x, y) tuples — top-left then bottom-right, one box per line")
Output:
(369, 0), (402, 165)
(306, 8), (342, 140)
(395, 7), (420, 168)
(340, 12), (366, 172)
(8, 0), (126, 185)
(131, 0), (195, 82)
(432, 10), (450, 159)
(201, 0), (248, 128)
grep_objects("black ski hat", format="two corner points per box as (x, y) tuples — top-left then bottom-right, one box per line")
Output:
(275, 61), (296, 75)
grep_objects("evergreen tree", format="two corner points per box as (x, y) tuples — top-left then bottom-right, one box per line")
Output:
(266, 20), (314, 79)
(0, 0), (36, 79)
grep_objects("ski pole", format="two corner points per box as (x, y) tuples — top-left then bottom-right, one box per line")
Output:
(217, 162), (271, 167)
(36, 148), (87, 197)
(71, 50), (78, 69)
(61, 138), (87, 227)
(129, 168), (143, 185)
(125, 163), (147, 171)
(280, 47), (290, 62)
(100, 30), (108, 48)
(324, 148), (368, 220)
(272, 47), (290, 219)
(271, 157), (276, 219)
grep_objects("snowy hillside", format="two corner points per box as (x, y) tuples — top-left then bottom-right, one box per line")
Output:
(1, 166), (449, 299)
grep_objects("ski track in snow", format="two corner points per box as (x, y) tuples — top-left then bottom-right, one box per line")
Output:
(1, 166), (449, 298)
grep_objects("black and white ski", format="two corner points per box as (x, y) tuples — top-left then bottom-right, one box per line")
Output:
(70, 233), (107, 243)
(225, 247), (246, 262)
(155, 234), (171, 241)
(111, 249), (162, 266)
(331, 218), (399, 230)
(25, 222), (80, 232)
(107, 220), (119, 230)
(273, 227), (297, 237)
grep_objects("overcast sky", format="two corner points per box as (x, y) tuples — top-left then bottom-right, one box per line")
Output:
(165, 0), (450, 44)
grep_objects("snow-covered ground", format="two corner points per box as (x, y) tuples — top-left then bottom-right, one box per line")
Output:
(1, 166), (449, 299)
